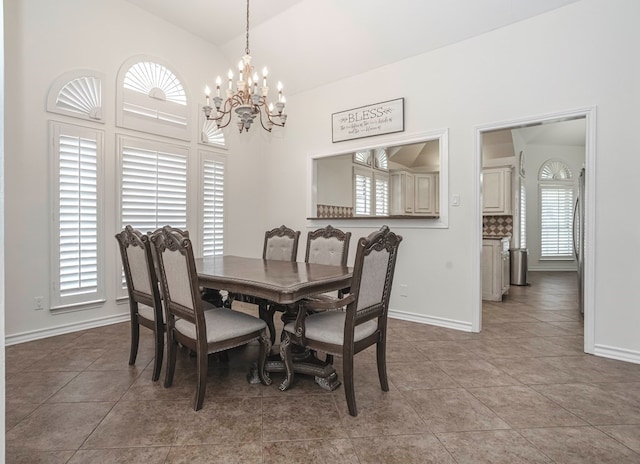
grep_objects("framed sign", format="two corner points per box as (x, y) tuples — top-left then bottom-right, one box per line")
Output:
(332, 98), (404, 143)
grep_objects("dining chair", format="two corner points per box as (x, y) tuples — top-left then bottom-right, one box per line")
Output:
(279, 225), (402, 417)
(150, 225), (271, 411)
(115, 225), (164, 381)
(231, 225), (301, 344)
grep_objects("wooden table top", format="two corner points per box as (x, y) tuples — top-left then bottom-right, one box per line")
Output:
(196, 255), (352, 304)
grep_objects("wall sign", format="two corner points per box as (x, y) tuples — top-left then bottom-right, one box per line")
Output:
(331, 98), (404, 143)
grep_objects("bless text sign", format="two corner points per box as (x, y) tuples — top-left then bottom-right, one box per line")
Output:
(331, 98), (404, 143)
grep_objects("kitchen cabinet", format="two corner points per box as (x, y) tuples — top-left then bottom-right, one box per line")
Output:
(483, 167), (512, 215)
(391, 171), (438, 216)
(482, 237), (510, 301)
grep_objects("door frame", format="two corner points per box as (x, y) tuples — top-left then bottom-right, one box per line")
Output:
(472, 106), (596, 354)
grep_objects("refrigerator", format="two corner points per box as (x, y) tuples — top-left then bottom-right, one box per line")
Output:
(573, 168), (585, 314)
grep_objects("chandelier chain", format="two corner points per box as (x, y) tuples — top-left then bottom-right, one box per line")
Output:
(245, 0), (250, 55)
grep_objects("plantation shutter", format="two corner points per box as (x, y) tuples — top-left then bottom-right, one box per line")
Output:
(58, 134), (99, 298)
(354, 168), (372, 216)
(519, 183), (526, 248)
(540, 185), (574, 257)
(375, 173), (389, 216)
(202, 156), (225, 256)
(121, 144), (188, 232)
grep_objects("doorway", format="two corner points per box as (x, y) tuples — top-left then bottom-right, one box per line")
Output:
(474, 107), (596, 354)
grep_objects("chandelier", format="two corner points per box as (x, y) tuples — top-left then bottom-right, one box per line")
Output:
(203, 0), (287, 133)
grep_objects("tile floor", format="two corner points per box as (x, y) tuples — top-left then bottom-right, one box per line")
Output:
(5, 271), (640, 463)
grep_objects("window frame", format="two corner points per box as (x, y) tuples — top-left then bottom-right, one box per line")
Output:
(49, 121), (105, 311)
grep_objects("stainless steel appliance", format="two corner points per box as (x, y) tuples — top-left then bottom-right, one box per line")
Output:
(573, 168), (585, 314)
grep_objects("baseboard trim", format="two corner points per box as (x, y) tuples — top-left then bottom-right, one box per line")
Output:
(5, 313), (130, 346)
(389, 309), (473, 332)
(593, 344), (640, 365)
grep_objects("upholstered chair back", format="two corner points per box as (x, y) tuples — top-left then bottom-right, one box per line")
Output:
(263, 225), (301, 261)
(305, 225), (351, 267)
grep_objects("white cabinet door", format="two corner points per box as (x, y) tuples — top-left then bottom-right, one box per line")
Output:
(482, 238), (510, 301)
(390, 171), (414, 214)
(414, 173), (436, 214)
(483, 167), (512, 215)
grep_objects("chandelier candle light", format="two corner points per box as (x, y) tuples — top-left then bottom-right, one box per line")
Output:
(203, 0), (287, 133)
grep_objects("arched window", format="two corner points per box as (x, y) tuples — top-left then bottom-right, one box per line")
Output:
(538, 159), (574, 258)
(47, 70), (104, 122)
(116, 56), (190, 140)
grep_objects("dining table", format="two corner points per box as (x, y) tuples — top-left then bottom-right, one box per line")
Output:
(196, 255), (352, 390)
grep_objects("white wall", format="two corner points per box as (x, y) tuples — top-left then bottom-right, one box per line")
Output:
(523, 144), (585, 271)
(264, 0), (640, 359)
(3, 0), (271, 339)
(5, 0), (640, 363)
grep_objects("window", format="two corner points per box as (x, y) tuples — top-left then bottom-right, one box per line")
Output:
(539, 159), (574, 258)
(201, 151), (225, 256)
(116, 56), (190, 140)
(375, 172), (389, 216)
(47, 70), (104, 122)
(118, 136), (189, 294)
(50, 122), (104, 309)
(354, 166), (389, 216)
(354, 167), (372, 216)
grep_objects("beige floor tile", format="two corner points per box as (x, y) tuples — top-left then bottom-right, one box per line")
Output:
(5, 448), (75, 464)
(520, 426), (640, 463)
(404, 388), (510, 432)
(48, 370), (139, 403)
(68, 447), (170, 464)
(5, 402), (40, 431)
(23, 348), (106, 372)
(437, 429), (552, 463)
(532, 382), (640, 425)
(434, 359), (521, 387)
(352, 433), (456, 464)
(335, 390), (426, 437)
(262, 394), (348, 441)
(6, 402), (114, 451)
(263, 439), (359, 464)
(83, 397), (262, 448)
(598, 424), (640, 454)
(6, 370), (79, 404)
(165, 443), (262, 464)
(487, 357), (580, 385)
(469, 385), (586, 428)
(388, 360), (459, 390)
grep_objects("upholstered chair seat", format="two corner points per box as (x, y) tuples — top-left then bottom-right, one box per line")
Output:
(175, 308), (267, 343)
(284, 311), (377, 346)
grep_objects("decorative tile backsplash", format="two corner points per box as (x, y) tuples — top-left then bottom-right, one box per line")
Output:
(317, 204), (353, 218)
(483, 215), (513, 237)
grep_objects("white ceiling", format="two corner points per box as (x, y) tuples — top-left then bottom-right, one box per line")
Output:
(125, 0), (581, 95)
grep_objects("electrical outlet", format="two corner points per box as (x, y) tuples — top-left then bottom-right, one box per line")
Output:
(399, 284), (409, 297)
(34, 296), (44, 310)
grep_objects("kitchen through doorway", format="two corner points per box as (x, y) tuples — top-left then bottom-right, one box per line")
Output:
(476, 108), (595, 354)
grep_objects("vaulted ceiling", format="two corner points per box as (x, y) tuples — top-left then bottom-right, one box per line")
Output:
(125, 0), (581, 95)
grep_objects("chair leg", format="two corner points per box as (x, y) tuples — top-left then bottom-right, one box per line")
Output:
(151, 327), (164, 382)
(194, 348), (208, 411)
(164, 331), (177, 388)
(325, 354), (334, 364)
(376, 338), (389, 392)
(260, 303), (277, 345)
(256, 330), (272, 386)
(343, 354), (357, 417)
(278, 332), (294, 391)
(129, 317), (140, 366)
